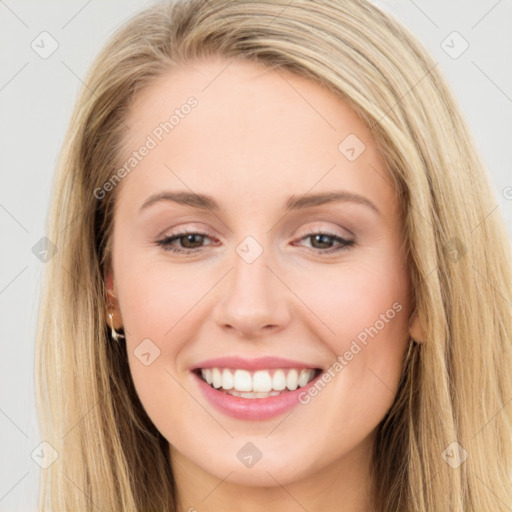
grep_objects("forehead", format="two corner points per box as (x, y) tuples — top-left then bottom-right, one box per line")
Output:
(117, 56), (397, 219)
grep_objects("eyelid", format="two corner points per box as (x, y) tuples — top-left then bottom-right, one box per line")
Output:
(158, 221), (352, 243)
(155, 221), (213, 238)
(296, 217), (356, 238)
(297, 227), (353, 241)
(155, 223), (356, 257)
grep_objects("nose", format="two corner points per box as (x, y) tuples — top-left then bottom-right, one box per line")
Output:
(213, 247), (291, 339)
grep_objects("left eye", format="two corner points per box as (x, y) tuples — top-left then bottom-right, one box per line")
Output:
(297, 232), (355, 253)
(156, 231), (355, 255)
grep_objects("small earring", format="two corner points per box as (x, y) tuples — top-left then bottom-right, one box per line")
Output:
(108, 311), (125, 342)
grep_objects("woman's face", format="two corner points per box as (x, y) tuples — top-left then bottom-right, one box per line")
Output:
(106, 56), (412, 489)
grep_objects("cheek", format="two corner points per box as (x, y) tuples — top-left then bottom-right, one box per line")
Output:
(295, 251), (410, 411)
(116, 259), (203, 435)
(296, 251), (410, 348)
(290, 269), (409, 456)
(119, 257), (211, 338)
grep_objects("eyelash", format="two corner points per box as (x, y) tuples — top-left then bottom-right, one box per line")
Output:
(155, 229), (355, 255)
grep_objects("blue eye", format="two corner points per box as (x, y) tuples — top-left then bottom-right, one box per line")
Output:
(156, 230), (355, 255)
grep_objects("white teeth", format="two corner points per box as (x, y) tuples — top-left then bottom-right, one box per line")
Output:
(286, 369), (299, 390)
(199, 367), (318, 393)
(272, 369), (287, 391)
(203, 368), (213, 385)
(233, 369), (253, 392)
(212, 368), (222, 389)
(221, 368), (234, 390)
(298, 369), (314, 387)
(253, 370), (273, 392)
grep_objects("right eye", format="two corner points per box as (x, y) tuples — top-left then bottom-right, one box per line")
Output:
(156, 231), (216, 254)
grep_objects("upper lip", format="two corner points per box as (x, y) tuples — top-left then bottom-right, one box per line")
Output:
(190, 356), (323, 372)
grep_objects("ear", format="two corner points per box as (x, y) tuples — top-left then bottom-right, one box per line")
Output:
(105, 267), (115, 297)
(105, 266), (116, 304)
(104, 266), (123, 329)
(409, 309), (425, 343)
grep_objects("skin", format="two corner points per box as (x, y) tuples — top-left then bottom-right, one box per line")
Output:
(105, 55), (423, 512)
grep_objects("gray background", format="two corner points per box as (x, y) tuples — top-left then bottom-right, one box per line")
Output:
(1, 1), (511, 510)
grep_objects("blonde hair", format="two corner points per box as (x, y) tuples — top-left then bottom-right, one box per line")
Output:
(35, 0), (512, 510)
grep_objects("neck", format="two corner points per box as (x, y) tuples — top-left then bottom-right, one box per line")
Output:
(170, 431), (377, 512)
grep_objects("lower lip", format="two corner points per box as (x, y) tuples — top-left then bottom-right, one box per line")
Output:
(192, 370), (322, 421)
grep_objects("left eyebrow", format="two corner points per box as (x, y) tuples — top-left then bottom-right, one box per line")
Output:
(285, 191), (380, 216)
(139, 190), (380, 216)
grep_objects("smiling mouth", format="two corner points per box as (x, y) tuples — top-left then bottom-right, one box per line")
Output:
(193, 367), (322, 398)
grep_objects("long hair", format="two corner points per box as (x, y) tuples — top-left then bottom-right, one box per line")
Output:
(35, 0), (512, 510)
